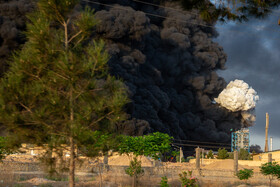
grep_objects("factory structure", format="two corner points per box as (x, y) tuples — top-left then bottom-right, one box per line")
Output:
(231, 128), (250, 152)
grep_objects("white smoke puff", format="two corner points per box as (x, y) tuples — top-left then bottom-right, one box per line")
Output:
(214, 79), (259, 112)
(215, 79), (259, 127)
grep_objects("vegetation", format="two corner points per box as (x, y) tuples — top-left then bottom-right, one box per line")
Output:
(160, 176), (169, 187)
(118, 132), (173, 159)
(217, 148), (229, 159)
(207, 150), (214, 159)
(238, 148), (252, 160)
(125, 157), (144, 187)
(260, 162), (280, 187)
(179, 170), (198, 187)
(118, 132), (172, 187)
(0, 0), (129, 186)
(0, 137), (7, 161)
(236, 169), (253, 184)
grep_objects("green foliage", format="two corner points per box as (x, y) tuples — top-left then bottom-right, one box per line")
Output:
(217, 148), (229, 159)
(176, 156), (186, 162)
(160, 176), (169, 187)
(260, 162), (280, 179)
(125, 157), (144, 178)
(0, 0), (129, 185)
(236, 169), (253, 180)
(179, 170), (198, 187)
(0, 136), (13, 161)
(0, 136), (6, 160)
(207, 150), (214, 159)
(118, 132), (173, 159)
(238, 148), (251, 160)
(186, 156), (195, 162)
(0, 0), (128, 154)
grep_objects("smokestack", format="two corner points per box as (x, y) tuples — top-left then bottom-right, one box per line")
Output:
(270, 137), (273, 152)
(264, 113), (269, 152)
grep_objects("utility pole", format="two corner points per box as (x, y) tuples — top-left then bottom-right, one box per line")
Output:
(234, 150), (238, 175)
(270, 137), (273, 152)
(265, 113), (269, 152)
(195, 147), (200, 170)
(179, 147), (183, 163)
(201, 149), (204, 166)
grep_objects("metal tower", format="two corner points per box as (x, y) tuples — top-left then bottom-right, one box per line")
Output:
(231, 128), (250, 152)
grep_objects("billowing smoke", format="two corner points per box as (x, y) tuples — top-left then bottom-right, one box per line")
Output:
(0, 0), (34, 75)
(215, 80), (259, 127)
(0, 0), (253, 144)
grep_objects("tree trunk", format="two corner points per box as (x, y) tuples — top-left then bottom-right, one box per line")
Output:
(133, 175), (136, 187)
(98, 160), (103, 187)
(69, 136), (75, 187)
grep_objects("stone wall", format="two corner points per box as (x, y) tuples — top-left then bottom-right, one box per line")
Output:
(189, 158), (270, 167)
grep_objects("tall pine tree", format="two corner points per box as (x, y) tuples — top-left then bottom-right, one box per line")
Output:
(0, 0), (128, 186)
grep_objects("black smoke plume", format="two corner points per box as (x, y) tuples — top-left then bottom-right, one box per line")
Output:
(0, 0), (34, 75)
(0, 0), (245, 144)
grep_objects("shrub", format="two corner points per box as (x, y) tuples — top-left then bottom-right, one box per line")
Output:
(236, 169), (253, 181)
(260, 162), (280, 187)
(217, 148), (229, 159)
(186, 156), (195, 162)
(179, 170), (198, 187)
(238, 148), (251, 160)
(207, 150), (214, 159)
(160, 176), (169, 187)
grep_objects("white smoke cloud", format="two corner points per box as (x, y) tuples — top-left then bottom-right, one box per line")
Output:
(215, 79), (259, 127)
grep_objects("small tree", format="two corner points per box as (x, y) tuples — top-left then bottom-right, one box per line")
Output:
(207, 150), (214, 159)
(217, 148), (229, 159)
(260, 162), (280, 187)
(236, 169), (253, 184)
(125, 157), (144, 187)
(118, 132), (173, 187)
(238, 148), (250, 160)
(160, 176), (169, 187)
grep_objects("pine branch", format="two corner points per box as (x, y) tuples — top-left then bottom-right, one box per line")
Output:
(88, 110), (115, 128)
(68, 30), (82, 44)
(19, 102), (33, 114)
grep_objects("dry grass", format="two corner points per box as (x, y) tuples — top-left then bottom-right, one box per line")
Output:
(0, 163), (19, 186)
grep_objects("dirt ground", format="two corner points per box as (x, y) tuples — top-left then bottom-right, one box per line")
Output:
(1, 154), (280, 187)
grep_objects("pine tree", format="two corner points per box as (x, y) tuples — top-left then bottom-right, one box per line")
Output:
(0, 0), (128, 186)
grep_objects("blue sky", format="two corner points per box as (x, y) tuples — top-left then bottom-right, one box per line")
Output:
(214, 10), (280, 151)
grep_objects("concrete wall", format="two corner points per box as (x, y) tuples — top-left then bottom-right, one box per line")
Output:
(253, 150), (280, 162)
(189, 158), (268, 167)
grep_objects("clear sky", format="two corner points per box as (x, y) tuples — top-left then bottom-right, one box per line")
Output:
(214, 9), (280, 151)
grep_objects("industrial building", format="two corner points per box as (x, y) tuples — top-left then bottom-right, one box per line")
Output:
(231, 128), (250, 152)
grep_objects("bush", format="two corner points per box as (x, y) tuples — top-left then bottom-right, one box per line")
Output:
(260, 162), (280, 179)
(176, 156), (186, 162)
(186, 156), (195, 162)
(217, 148), (229, 159)
(160, 176), (169, 187)
(207, 150), (214, 159)
(236, 169), (253, 180)
(238, 148), (251, 160)
(260, 162), (280, 187)
(179, 170), (198, 187)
